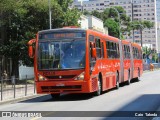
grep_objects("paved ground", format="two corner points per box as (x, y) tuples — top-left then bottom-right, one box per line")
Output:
(0, 84), (36, 104)
(0, 70), (160, 120)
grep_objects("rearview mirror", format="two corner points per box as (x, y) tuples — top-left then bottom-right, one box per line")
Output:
(91, 48), (97, 58)
(28, 39), (36, 58)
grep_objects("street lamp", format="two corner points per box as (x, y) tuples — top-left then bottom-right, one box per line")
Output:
(48, 0), (52, 29)
(80, 0), (83, 13)
(131, 0), (134, 43)
(111, 7), (121, 39)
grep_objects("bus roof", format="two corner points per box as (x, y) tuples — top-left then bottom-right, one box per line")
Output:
(87, 29), (119, 42)
(38, 28), (119, 42)
(38, 28), (86, 34)
(122, 40), (131, 44)
(131, 42), (142, 49)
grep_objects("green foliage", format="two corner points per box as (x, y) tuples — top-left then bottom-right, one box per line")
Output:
(83, 10), (91, 15)
(0, 0), (81, 76)
(130, 20), (154, 30)
(142, 46), (158, 62)
(104, 19), (119, 38)
(84, 6), (130, 39)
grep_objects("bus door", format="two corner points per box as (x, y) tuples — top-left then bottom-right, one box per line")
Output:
(105, 41), (117, 89)
(123, 44), (131, 81)
(130, 44), (134, 79)
(119, 40), (124, 83)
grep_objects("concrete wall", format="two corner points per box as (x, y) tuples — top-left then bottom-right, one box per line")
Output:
(78, 15), (88, 29)
(87, 15), (104, 33)
(19, 65), (34, 80)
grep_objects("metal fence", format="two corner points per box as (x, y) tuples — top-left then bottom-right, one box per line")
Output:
(143, 63), (160, 71)
(0, 75), (36, 102)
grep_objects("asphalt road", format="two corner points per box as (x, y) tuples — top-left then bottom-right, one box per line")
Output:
(0, 70), (160, 120)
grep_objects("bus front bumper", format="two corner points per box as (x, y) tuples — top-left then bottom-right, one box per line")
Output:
(36, 80), (90, 94)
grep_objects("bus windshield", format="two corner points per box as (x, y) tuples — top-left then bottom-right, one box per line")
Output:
(38, 39), (86, 70)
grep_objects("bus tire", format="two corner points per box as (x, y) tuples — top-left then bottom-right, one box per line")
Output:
(127, 70), (131, 85)
(94, 77), (102, 96)
(116, 72), (119, 89)
(51, 93), (60, 99)
(136, 68), (141, 81)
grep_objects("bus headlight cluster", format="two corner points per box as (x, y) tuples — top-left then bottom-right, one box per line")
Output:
(75, 72), (85, 80)
(38, 74), (47, 81)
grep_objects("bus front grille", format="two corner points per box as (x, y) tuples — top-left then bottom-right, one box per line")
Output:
(41, 85), (81, 92)
(45, 75), (76, 80)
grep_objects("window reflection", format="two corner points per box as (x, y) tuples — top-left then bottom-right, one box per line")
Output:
(38, 39), (86, 70)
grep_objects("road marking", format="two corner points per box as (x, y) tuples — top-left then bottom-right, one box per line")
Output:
(30, 117), (41, 120)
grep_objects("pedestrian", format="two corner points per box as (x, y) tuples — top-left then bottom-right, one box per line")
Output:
(150, 63), (154, 71)
(2, 70), (8, 88)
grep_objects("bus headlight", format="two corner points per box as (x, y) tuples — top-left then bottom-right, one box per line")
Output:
(38, 74), (46, 81)
(75, 72), (85, 80)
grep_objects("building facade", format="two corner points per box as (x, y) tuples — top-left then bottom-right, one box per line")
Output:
(156, 0), (160, 22)
(156, 0), (160, 57)
(157, 22), (160, 52)
(72, 0), (158, 50)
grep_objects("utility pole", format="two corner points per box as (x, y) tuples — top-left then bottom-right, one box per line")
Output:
(111, 7), (121, 39)
(140, 27), (143, 47)
(80, 0), (83, 13)
(131, 0), (134, 43)
(48, 0), (52, 29)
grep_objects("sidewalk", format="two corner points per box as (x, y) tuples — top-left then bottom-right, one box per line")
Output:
(0, 84), (38, 105)
(0, 94), (41, 105)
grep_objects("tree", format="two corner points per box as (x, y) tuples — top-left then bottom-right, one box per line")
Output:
(104, 19), (119, 38)
(142, 47), (158, 63)
(83, 6), (131, 39)
(0, 0), (81, 77)
(130, 20), (154, 30)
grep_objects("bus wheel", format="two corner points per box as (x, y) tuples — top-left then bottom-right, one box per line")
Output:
(51, 93), (60, 99)
(136, 68), (141, 81)
(94, 78), (102, 96)
(116, 73), (119, 89)
(127, 70), (131, 85)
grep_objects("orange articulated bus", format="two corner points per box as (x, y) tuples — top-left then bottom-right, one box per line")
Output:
(28, 27), (143, 98)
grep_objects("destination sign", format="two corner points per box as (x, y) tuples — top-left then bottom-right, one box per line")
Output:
(39, 32), (86, 39)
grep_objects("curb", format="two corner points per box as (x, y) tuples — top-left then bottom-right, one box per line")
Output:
(143, 69), (160, 73)
(0, 94), (43, 105)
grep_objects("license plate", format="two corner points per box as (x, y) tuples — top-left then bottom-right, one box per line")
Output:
(56, 83), (65, 86)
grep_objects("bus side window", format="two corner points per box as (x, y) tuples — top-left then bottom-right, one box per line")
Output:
(89, 35), (96, 68)
(135, 48), (138, 59)
(110, 42), (114, 58)
(115, 43), (117, 58)
(133, 47), (135, 58)
(117, 43), (120, 58)
(125, 45), (130, 59)
(139, 49), (142, 59)
(123, 45), (126, 59)
(89, 35), (94, 42)
(95, 37), (101, 58)
(106, 41), (110, 58)
(113, 43), (117, 58)
(101, 42), (104, 58)
(137, 48), (139, 59)
(128, 46), (131, 58)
